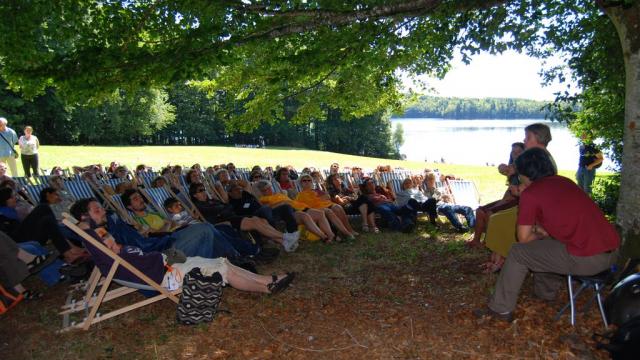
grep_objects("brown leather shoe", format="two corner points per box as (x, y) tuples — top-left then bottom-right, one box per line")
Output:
(472, 307), (514, 323)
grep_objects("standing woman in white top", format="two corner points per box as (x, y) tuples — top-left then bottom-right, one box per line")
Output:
(18, 126), (40, 178)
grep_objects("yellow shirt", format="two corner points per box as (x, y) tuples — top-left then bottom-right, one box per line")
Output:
(133, 211), (168, 232)
(295, 189), (333, 209)
(259, 193), (307, 211)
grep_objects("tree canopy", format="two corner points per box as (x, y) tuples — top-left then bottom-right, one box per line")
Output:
(0, 0), (542, 130)
(1, 0), (639, 248)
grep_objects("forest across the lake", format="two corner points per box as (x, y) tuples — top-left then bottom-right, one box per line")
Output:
(398, 95), (552, 119)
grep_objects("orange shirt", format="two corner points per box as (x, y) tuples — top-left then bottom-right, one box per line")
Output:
(295, 189), (333, 209)
(259, 193), (307, 211)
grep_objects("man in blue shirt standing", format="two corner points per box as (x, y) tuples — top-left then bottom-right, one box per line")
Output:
(0, 117), (19, 177)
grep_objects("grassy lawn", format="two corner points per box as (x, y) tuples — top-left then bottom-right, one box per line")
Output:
(34, 145), (579, 202)
(0, 146), (613, 359)
(2, 218), (609, 359)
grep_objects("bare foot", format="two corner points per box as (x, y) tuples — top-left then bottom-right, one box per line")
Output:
(465, 239), (482, 248)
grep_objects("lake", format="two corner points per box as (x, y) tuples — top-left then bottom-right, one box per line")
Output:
(389, 118), (613, 171)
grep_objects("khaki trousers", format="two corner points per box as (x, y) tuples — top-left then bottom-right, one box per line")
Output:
(489, 238), (617, 313)
(0, 156), (18, 177)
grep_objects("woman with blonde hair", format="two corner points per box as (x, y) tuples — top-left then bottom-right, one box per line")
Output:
(295, 174), (358, 240)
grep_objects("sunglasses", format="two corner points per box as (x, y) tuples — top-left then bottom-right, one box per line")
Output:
(301, 179), (312, 183)
(196, 188), (206, 193)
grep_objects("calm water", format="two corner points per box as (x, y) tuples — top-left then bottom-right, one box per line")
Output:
(390, 118), (612, 171)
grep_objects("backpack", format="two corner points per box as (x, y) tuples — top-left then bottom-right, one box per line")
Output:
(595, 316), (640, 359)
(176, 267), (224, 325)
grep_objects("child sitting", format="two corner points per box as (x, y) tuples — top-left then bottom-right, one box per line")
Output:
(163, 197), (199, 227)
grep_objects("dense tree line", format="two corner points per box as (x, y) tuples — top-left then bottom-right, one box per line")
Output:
(398, 95), (550, 119)
(0, 81), (399, 159)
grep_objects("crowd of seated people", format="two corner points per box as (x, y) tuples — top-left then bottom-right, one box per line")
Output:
(0, 159), (481, 314)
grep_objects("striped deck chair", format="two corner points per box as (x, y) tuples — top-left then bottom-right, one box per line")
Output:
(135, 172), (158, 188)
(24, 183), (49, 205)
(237, 170), (251, 182)
(447, 179), (480, 209)
(104, 194), (137, 224)
(271, 180), (283, 194)
(389, 179), (404, 196)
(141, 187), (173, 217)
(66, 180), (98, 201)
(102, 178), (125, 190)
(60, 216), (181, 331)
(33, 175), (50, 185)
(13, 176), (31, 187)
(293, 179), (303, 193)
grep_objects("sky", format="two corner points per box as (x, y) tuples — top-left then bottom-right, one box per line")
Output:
(402, 50), (575, 101)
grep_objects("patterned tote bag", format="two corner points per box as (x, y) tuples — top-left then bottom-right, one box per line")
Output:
(176, 267), (224, 325)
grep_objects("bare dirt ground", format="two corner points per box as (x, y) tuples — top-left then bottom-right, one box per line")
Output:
(1, 219), (611, 359)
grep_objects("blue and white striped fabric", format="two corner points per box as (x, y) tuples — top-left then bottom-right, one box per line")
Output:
(102, 178), (125, 189)
(447, 179), (480, 209)
(389, 179), (404, 196)
(107, 194), (137, 223)
(24, 183), (49, 204)
(13, 176), (30, 187)
(65, 180), (97, 200)
(136, 172), (158, 187)
(143, 187), (173, 216)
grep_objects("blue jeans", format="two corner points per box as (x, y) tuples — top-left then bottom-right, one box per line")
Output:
(171, 223), (240, 259)
(437, 203), (476, 230)
(375, 203), (415, 231)
(253, 204), (298, 233)
(212, 223), (259, 256)
(576, 166), (596, 195)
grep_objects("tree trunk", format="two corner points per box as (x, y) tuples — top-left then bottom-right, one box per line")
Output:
(604, 2), (640, 257)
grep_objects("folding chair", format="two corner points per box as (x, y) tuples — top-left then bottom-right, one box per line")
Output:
(24, 183), (49, 205)
(447, 179), (480, 209)
(104, 193), (137, 225)
(13, 176), (32, 187)
(59, 216), (180, 331)
(65, 180), (98, 201)
(389, 179), (404, 196)
(484, 206), (518, 257)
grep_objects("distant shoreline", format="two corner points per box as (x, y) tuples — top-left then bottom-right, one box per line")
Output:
(396, 95), (551, 119)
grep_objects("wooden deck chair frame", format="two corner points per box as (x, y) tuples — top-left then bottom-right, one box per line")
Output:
(446, 179), (481, 209)
(60, 215), (180, 331)
(161, 184), (206, 222)
(103, 193), (138, 225)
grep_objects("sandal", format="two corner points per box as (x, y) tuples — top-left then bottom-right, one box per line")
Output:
(267, 272), (296, 295)
(27, 253), (57, 275)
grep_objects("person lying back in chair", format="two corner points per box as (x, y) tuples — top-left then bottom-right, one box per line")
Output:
(121, 189), (274, 263)
(95, 193), (242, 260)
(68, 200), (296, 295)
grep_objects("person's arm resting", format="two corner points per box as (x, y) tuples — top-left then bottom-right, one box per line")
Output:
(517, 224), (548, 243)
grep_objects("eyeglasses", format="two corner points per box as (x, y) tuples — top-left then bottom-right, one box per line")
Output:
(196, 188), (206, 193)
(253, 175), (262, 179)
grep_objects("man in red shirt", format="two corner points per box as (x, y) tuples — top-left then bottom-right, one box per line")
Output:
(474, 147), (619, 322)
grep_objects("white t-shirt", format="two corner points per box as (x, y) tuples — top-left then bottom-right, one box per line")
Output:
(18, 135), (39, 155)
